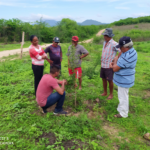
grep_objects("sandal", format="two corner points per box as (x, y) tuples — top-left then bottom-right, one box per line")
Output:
(114, 114), (122, 118)
(144, 133), (150, 140)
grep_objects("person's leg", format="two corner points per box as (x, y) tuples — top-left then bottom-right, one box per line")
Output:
(57, 65), (61, 79)
(32, 64), (42, 95)
(79, 78), (82, 90)
(75, 67), (82, 90)
(54, 91), (65, 112)
(42, 92), (65, 113)
(39, 65), (44, 81)
(106, 68), (114, 99)
(100, 68), (107, 96)
(117, 86), (129, 118)
(101, 78), (107, 96)
(107, 80), (113, 99)
(50, 65), (52, 73)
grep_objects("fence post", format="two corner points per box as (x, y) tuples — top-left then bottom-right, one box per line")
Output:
(20, 32), (25, 59)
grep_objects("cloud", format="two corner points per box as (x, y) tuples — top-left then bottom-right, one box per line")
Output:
(18, 13), (86, 22)
(41, 0), (121, 2)
(115, 6), (130, 9)
(132, 13), (150, 17)
(18, 13), (72, 22)
(97, 14), (102, 17)
(0, 1), (25, 7)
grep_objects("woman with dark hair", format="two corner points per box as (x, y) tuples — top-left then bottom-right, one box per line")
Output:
(29, 35), (50, 95)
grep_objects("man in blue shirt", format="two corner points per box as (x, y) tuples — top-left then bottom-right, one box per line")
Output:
(110, 36), (137, 118)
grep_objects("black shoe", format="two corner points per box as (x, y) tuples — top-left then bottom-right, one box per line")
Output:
(53, 110), (67, 115)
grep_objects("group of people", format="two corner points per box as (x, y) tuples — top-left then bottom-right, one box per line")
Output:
(29, 28), (137, 118)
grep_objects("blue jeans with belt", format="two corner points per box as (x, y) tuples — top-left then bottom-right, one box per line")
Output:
(42, 92), (65, 112)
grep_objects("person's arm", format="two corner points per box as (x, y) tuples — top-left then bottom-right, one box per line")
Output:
(44, 46), (50, 54)
(80, 46), (89, 59)
(54, 80), (65, 95)
(45, 58), (53, 64)
(42, 47), (53, 64)
(80, 53), (89, 59)
(57, 79), (67, 85)
(30, 48), (47, 60)
(111, 56), (121, 72)
(60, 46), (62, 62)
(118, 51), (122, 58)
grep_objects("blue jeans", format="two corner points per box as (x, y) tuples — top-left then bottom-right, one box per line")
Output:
(42, 92), (65, 112)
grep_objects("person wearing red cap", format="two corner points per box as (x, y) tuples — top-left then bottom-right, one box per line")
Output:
(66, 36), (89, 90)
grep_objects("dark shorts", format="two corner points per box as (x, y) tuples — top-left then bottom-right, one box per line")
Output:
(100, 67), (114, 81)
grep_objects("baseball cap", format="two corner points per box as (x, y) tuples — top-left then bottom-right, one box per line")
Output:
(53, 37), (60, 43)
(72, 36), (79, 42)
(116, 36), (132, 48)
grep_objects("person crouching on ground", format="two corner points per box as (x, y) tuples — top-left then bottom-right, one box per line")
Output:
(29, 35), (50, 95)
(110, 36), (137, 118)
(36, 65), (67, 115)
(66, 36), (89, 90)
(44, 37), (62, 78)
(101, 28), (121, 100)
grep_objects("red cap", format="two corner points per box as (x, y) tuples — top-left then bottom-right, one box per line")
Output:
(72, 36), (79, 42)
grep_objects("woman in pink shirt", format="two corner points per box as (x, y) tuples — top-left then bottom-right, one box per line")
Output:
(29, 35), (50, 95)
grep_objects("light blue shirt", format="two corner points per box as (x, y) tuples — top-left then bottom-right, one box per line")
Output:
(113, 47), (137, 88)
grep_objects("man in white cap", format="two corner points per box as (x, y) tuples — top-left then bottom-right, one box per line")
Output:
(101, 28), (121, 99)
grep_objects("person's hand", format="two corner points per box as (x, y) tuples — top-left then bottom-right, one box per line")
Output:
(113, 56), (118, 63)
(109, 62), (113, 68)
(49, 60), (53, 65)
(42, 55), (47, 59)
(63, 80), (67, 85)
(62, 79), (66, 85)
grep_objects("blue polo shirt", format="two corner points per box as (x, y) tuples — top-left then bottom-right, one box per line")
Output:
(113, 47), (137, 88)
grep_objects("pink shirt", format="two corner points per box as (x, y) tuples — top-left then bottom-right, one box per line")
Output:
(36, 74), (59, 107)
(101, 39), (120, 68)
(29, 45), (47, 66)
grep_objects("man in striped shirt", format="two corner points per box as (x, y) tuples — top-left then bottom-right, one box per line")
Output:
(101, 28), (121, 99)
(110, 36), (137, 118)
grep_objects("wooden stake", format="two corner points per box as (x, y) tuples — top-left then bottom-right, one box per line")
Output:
(20, 32), (25, 59)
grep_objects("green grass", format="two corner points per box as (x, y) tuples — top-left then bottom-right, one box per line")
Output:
(0, 42), (150, 149)
(0, 41), (46, 52)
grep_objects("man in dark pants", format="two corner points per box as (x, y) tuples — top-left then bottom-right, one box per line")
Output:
(44, 37), (62, 78)
(36, 65), (67, 115)
(101, 28), (121, 99)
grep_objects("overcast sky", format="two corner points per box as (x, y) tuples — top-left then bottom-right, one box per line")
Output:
(0, 0), (150, 23)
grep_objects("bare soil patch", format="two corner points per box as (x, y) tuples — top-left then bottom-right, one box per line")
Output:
(0, 43), (51, 59)
(144, 89), (150, 99)
(36, 132), (56, 146)
(80, 29), (105, 43)
(36, 132), (88, 149)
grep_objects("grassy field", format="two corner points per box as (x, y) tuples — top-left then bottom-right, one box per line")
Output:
(93, 23), (150, 44)
(0, 42), (150, 150)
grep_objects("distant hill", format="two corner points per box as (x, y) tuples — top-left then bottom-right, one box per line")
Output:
(43, 19), (106, 26)
(78, 19), (105, 26)
(44, 20), (59, 27)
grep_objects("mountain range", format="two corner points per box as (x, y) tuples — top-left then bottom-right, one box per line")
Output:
(44, 19), (106, 26)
